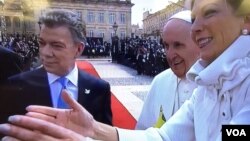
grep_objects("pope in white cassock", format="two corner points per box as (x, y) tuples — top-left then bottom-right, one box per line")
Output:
(136, 10), (200, 130)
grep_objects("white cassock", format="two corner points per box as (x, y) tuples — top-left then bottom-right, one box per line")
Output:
(135, 68), (197, 129)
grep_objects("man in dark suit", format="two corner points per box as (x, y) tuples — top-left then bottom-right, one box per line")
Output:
(0, 46), (23, 83)
(0, 10), (112, 136)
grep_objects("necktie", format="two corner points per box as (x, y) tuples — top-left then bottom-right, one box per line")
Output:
(57, 77), (69, 109)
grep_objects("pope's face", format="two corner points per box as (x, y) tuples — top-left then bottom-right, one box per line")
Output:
(162, 19), (200, 78)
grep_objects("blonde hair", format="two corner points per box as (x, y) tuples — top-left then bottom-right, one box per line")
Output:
(190, 0), (243, 11)
(237, 0), (250, 15)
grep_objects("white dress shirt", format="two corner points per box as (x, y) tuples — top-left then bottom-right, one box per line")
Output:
(47, 64), (78, 108)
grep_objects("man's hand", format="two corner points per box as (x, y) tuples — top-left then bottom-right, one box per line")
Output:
(25, 90), (96, 137)
(0, 115), (87, 141)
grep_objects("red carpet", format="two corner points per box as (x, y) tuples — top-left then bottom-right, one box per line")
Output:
(76, 60), (136, 129)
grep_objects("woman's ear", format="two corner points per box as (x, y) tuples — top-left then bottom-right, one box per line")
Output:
(243, 15), (250, 29)
(240, 15), (250, 35)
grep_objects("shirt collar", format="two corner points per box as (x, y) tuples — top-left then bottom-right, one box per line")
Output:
(47, 64), (78, 87)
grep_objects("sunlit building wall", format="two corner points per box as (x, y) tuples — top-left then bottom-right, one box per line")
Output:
(0, 0), (134, 42)
(142, 0), (186, 39)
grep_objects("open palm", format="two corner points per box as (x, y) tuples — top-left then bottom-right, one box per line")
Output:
(26, 90), (95, 137)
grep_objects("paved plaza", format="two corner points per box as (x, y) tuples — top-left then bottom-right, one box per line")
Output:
(78, 58), (154, 120)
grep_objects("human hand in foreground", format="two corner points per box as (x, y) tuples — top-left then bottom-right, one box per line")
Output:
(25, 90), (96, 137)
(0, 90), (118, 141)
(0, 115), (88, 141)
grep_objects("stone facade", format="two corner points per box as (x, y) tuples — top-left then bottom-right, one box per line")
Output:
(0, 0), (134, 42)
(131, 24), (143, 38)
(142, 0), (187, 39)
(0, 0), (24, 35)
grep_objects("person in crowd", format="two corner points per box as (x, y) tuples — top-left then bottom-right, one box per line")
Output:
(136, 10), (199, 129)
(0, 9), (112, 138)
(0, 46), (23, 83)
(111, 36), (119, 62)
(135, 43), (146, 75)
(1, 0), (250, 140)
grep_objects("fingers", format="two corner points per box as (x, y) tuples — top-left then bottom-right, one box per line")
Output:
(26, 112), (56, 124)
(62, 90), (94, 116)
(0, 123), (46, 141)
(26, 90), (83, 113)
(26, 90), (88, 118)
(4, 115), (74, 139)
(2, 136), (21, 141)
(61, 90), (83, 111)
(0, 121), (85, 141)
(26, 105), (64, 117)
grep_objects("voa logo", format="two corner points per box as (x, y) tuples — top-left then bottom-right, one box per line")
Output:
(226, 129), (246, 136)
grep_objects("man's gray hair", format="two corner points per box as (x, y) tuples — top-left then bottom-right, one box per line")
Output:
(39, 9), (86, 44)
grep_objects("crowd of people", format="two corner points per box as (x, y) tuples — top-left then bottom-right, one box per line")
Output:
(0, 33), (168, 78)
(0, 33), (40, 71)
(82, 37), (111, 58)
(114, 37), (169, 76)
(81, 35), (170, 76)
(57, 34), (169, 77)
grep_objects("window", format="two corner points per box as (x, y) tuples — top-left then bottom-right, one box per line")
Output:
(120, 13), (126, 24)
(87, 30), (94, 37)
(41, 9), (46, 17)
(77, 11), (82, 21)
(120, 31), (126, 39)
(14, 17), (21, 28)
(98, 12), (105, 23)
(87, 11), (95, 23)
(109, 12), (115, 24)
(0, 16), (3, 27)
(99, 31), (105, 38)
(5, 16), (11, 27)
(111, 32), (115, 38)
(27, 20), (33, 28)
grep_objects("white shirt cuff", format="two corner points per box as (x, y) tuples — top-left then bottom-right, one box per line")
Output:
(117, 128), (148, 141)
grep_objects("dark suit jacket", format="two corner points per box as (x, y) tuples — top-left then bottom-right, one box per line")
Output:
(0, 67), (112, 128)
(0, 47), (22, 83)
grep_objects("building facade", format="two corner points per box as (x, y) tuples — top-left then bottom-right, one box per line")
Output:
(131, 23), (143, 38)
(142, 0), (186, 39)
(0, 0), (24, 36)
(0, 0), (134, 42)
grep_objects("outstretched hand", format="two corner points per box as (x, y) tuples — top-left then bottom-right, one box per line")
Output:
(0, 90), (118, 141)
(25, 90), (96, 137)
(0, 115), (87, 141)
